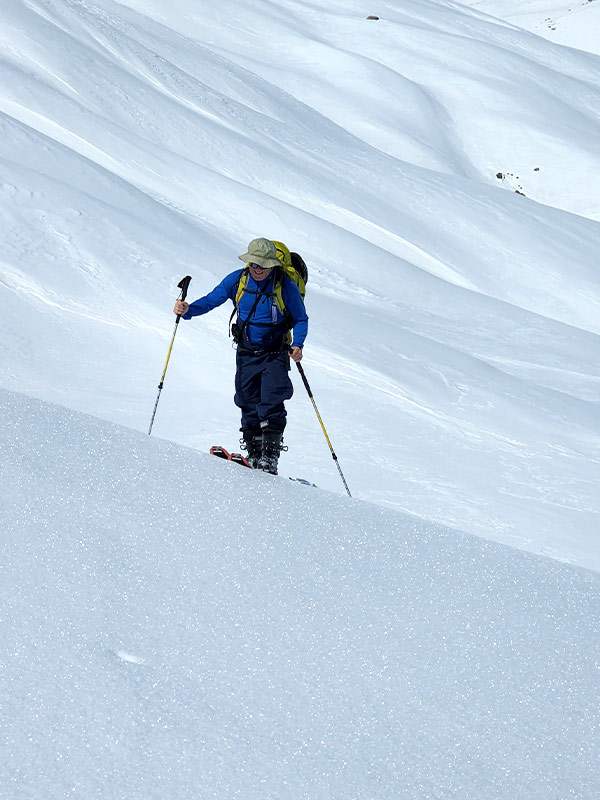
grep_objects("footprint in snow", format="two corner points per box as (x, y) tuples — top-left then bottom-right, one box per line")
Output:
(115, 649), (144, 664)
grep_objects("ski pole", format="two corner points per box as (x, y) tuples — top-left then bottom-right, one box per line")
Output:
(294, 360), (352, 497)
(148, 275), (192, 436)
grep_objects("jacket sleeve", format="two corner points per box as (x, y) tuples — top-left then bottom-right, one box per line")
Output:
(182, 270), (241, 319)
(283, 278), (309, 349)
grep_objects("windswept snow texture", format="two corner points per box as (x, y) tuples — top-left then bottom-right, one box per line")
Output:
(1, 388), (599, 799)
(0, 0), (599, 569)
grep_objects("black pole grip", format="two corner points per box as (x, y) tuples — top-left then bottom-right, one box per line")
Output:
(177, 275), (192, 301)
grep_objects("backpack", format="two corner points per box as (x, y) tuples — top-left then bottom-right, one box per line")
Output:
(231, 240), (308, 345)
(271, 241), (308, 301)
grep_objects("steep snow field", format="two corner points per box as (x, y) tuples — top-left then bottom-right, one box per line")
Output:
(1, 2), (599, 557)
(470, 0), (600, 56)
(1, 388), (599, 799)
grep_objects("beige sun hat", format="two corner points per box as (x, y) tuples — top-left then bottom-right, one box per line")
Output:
(238, 237), (281, 269)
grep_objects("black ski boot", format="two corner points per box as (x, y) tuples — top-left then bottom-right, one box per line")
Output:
(258, 424), (285, 475)
(240, 427), (262, 469)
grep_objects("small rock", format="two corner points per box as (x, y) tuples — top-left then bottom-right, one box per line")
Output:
(534, 167), (540, 171)
(496, 172), (504, 179)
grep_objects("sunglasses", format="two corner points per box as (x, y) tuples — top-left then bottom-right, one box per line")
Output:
(249, 262), (271, 270)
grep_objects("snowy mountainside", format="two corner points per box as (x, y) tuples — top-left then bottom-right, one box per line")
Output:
(1, 387), (599, 799)
(469, 0), (600, 56)
(0, 0), (599, 565)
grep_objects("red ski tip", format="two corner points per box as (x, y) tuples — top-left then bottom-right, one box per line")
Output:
(210, 446), (230, 460)
(210, 446), (252, 468)
(230, 453), (252, 468)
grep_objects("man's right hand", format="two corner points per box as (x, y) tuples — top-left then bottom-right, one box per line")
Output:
(174, 300), (189, 316)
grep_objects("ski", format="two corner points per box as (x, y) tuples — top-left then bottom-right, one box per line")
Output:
(210, 445), (231, 460)
(230, 452), (251, 468)
(210, 447), (315, 483)
(210, 446), (251, 468)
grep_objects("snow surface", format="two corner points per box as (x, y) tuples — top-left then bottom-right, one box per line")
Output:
(1, 387), (599, 799)
(1, 1), (600, 792)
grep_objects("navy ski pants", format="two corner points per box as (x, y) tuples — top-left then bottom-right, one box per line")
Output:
(234, 350), (293, 430)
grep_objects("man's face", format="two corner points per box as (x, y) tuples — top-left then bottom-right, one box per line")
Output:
(248, 262), (273, 282)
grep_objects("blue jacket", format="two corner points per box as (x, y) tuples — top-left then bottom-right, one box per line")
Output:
(183, 269), (308, 350)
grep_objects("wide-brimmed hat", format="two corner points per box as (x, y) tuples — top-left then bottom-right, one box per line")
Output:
(238, 237), (281, 269)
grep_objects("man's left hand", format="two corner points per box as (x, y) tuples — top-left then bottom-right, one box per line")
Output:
(289, 347), (303, 362)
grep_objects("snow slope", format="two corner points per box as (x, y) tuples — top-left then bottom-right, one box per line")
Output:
(1, 387), (599, 799)
(0, 0), (599, 567)
(469, 0), (600, 56)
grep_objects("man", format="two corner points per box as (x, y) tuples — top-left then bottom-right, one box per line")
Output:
(174, 237), (308, 475)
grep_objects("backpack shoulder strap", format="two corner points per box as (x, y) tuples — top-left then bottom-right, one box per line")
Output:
(272, 267), (287, 315)
(229, 267), (249, 330)
(234, 267), (250, 307)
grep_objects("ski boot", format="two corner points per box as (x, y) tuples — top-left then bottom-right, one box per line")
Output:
(258, 423), (286, 475)
(240, 427), (263, 469)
